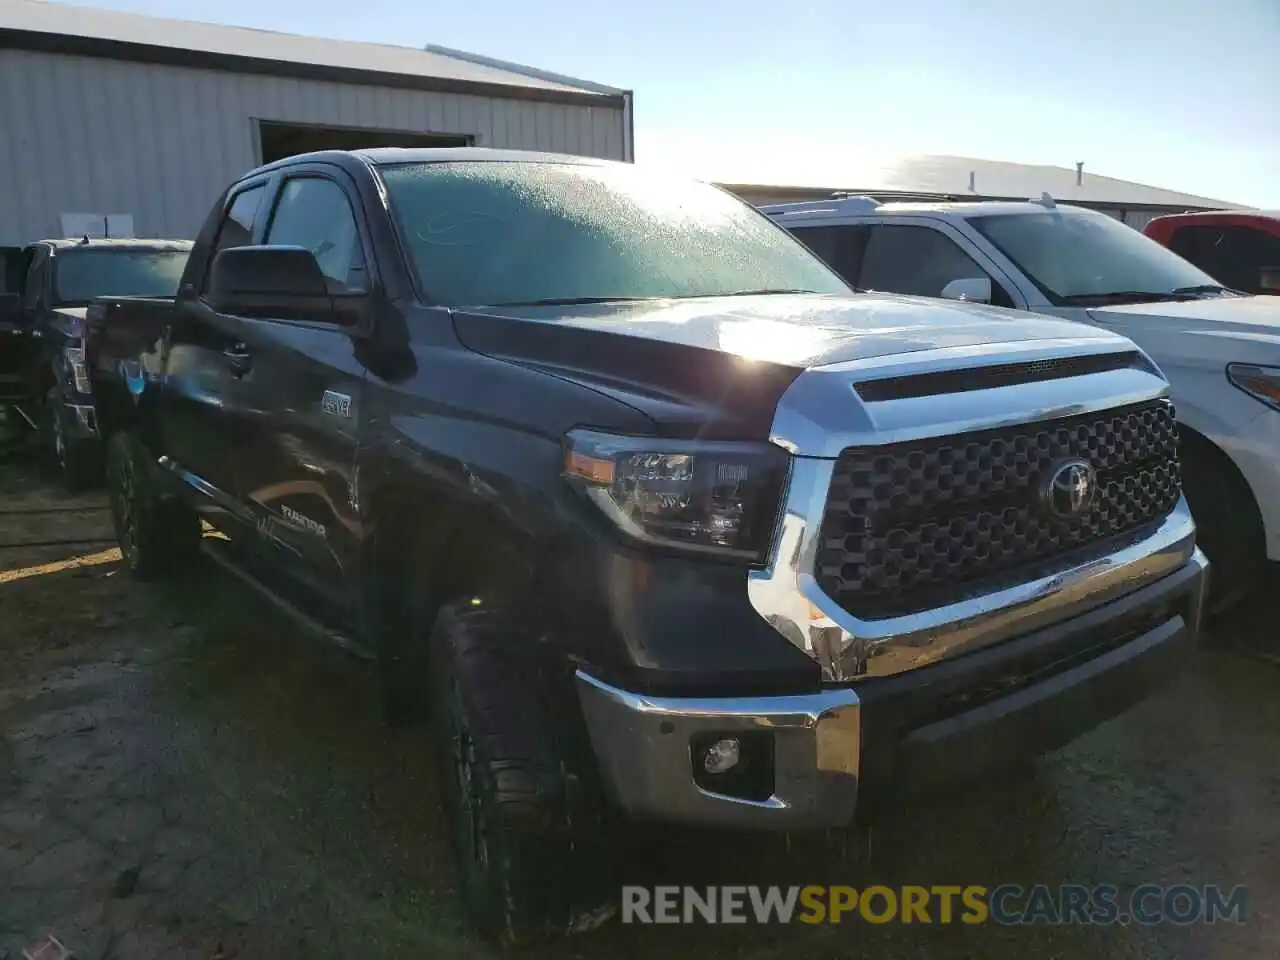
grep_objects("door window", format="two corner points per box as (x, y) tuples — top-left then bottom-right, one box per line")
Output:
(21, 249), (46, 311)
(788, 224), (870, 289)
(264, 177), (368, 293)
(859, 224), (1015, 307)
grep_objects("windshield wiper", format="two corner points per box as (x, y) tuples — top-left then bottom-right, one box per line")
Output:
(488, 296), (662, 307)
(1060, 290), (1196, 305)
(1172, 284), (1232, 296)
(720, 288), (819, 297)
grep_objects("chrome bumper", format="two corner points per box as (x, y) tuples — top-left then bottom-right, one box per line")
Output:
(577, 549), (1206, 830)
(575, 672), (860, 828)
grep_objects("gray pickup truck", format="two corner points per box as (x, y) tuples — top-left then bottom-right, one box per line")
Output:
(0, 237), (191, 487)
(87, 148), (1208, 944)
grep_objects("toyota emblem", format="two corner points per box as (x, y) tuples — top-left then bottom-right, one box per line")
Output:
(1040, 458), (1097, 519)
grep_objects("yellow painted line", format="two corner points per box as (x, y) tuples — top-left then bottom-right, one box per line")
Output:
(0, 546), (122, 584)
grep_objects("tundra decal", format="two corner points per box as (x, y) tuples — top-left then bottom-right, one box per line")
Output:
(281, 504), (327, 539)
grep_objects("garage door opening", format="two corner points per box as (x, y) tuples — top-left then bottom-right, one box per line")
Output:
(258, 121), (471, 164)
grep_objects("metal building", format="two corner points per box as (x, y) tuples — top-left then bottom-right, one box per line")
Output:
(0, 0), (633, 244)
(722, 155), (1240, 230)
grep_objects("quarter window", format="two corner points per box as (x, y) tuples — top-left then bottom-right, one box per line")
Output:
(264, 178), (367, 293)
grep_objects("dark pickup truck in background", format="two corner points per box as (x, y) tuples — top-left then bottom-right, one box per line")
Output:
(0, 237), (192, 487)
(88, 148), (1207, 944)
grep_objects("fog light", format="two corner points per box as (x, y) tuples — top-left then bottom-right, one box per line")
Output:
(702, 737), (741, 774)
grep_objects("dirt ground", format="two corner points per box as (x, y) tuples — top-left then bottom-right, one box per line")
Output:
(2, 435), (1278, 960)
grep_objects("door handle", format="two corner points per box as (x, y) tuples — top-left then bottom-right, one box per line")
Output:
(223, 343), (251, 376)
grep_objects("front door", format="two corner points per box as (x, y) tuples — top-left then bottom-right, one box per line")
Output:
(223, 170), (372, 618)
(159, 181), (270, 533)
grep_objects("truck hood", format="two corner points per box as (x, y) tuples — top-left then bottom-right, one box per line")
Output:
(453, 293), (1132, 439)
(460, 292), (1122, 368)
(1090, 295), (1280, 345)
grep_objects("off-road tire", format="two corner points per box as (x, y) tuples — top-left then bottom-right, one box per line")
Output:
(428, 603), (616, 945)
(1179, 431), (1265, 615)
(105, 430), (201, 580)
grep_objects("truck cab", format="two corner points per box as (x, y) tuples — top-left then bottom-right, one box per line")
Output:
(0, 237), (192, 486)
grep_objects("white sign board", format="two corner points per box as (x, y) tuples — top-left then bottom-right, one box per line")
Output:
(59, 213), (136, 239)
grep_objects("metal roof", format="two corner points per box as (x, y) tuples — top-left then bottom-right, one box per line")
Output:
(723, 154), (1240, 211)
(0, 0), (622, 105)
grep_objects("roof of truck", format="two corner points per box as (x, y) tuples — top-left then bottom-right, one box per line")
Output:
(242, 147), (620, 180)
(762, 197), (1107, 223)
(1146, 209), (1280, 225)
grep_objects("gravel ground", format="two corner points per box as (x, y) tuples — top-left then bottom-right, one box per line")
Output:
(1, 438), (1277, 960)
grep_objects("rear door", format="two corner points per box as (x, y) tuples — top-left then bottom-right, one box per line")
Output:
(224, 166), (372, 616)
(160, 181), (270, 532)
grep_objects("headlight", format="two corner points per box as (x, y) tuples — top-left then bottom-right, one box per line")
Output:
(1227, 363), (1280, 412)
(64, 346), (91, 394)
(562, 428), (790, 563)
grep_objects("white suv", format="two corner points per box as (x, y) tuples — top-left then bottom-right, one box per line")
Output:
(765, 195), (1280, 608)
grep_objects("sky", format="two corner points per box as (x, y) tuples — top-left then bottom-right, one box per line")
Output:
(50, 0), (1280, 207)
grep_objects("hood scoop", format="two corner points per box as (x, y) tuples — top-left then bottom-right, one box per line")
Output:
(852, 350), (1148, 402)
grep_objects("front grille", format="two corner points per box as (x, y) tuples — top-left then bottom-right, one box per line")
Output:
(816, 399), (1181, 620)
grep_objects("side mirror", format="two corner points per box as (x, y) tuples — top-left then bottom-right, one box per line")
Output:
(940, 277), (993, 304)
(0, 292), (21, 325)
(1259, 266), (1280, 295)
(206, 246), (360, 324)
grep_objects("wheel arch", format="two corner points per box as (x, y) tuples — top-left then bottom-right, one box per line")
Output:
(1178, 421), (1268, 554)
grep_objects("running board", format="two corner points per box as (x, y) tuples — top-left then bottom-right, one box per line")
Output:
(10, 404), (38, 429)
(199, 538), (375, 662)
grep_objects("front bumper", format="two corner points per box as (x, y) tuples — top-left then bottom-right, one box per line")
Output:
(60, 400), (98, 439)
(576, 548), (1207, 829)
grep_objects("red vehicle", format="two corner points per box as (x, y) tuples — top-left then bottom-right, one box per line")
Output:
(1144, 211), (1280, 296)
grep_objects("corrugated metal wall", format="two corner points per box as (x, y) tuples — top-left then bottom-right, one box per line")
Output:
(0, 49), (626, 243)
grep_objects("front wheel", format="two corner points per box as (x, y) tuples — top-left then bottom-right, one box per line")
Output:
(105, 431), (200, 579)
(1179, 433), (1266, 615)
(428, 604), (616, 945)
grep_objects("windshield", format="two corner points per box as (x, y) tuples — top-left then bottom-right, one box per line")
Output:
(52, 249), (190, 306)
(967, 209), (1223, 304)
(377, 161), (851, 307)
